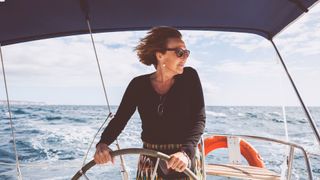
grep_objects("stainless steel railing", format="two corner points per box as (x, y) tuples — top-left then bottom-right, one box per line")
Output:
(200, 133), (314, 180)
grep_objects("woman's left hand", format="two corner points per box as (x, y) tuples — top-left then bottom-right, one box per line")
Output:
(167, 152), (189, 172)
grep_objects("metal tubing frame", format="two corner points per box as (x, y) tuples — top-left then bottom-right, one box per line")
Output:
(205, 133), (313, 180)
(286, 146), (295, 180)
(270, 40), (320, 147)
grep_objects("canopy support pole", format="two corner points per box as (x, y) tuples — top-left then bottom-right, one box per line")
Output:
(270, 39), (320, 146)
(289, 0), (308, 12)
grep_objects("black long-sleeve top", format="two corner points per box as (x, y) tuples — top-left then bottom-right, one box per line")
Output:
(98, 67), (206, 158)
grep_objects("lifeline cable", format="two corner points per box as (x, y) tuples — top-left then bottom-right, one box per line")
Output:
(0, 44), (23, 180)
(82, 112), (113, 166)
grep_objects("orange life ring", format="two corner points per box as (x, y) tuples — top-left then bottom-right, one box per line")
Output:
(202, 136), (265, 168)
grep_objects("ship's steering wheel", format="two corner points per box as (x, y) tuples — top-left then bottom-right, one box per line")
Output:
(72, 148), (198, 180)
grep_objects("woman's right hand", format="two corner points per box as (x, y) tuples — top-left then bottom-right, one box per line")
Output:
(94, 143), (114, 164)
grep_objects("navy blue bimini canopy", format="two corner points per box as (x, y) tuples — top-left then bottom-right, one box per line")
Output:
(0, 0), (319, 46)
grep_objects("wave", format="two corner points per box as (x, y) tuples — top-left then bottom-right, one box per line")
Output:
(0, 149), (15, 164)
(45, 116), (62, 121)
(206, 111), (227, 117)
(245, 112), (258, 118)
(271, 118), (283, 123)
(1, 105), (320, 179)
(20, 129), (42, 135)
(268, 112), (281, 116)
(12, 109), (28, 115)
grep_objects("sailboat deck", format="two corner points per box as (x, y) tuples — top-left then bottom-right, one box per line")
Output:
(205, 164), (280, 180)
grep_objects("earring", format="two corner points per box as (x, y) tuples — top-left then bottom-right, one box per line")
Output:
(162, 64), (166, 67)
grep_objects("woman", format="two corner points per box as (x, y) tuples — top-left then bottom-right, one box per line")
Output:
(94, 26), (206, 179)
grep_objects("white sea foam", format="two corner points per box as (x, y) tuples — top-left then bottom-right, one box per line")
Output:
(206, 111), (227, 117)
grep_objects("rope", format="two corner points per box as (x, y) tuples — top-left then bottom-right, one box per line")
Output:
(84, 18), (129, 179)
(0, 44), (23, 180)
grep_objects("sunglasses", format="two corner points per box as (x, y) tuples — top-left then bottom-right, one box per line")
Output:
(165, 48), (190, 58)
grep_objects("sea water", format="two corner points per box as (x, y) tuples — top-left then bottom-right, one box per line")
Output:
(0, 105), (319, 180)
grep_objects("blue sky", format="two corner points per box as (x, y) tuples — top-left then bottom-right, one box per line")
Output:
(1, 5), (320, 106)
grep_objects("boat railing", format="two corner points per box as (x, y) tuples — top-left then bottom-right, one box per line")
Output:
(200, 133), (314, 180)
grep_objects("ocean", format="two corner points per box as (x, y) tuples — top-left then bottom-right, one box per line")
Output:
(0, 105), (319, 180)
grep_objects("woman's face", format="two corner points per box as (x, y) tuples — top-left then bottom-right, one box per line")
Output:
(158, 38), (189, 75)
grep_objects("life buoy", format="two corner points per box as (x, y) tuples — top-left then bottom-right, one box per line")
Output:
(203, 136), (265, 168)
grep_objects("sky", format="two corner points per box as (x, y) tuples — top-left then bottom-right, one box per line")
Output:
(1, 5), (320, 106)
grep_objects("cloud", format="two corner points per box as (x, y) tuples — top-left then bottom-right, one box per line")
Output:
(182, 4), (320, 56)
(212, 59), (281, 77)
(3, 38), (96, 86)
(2, 32), (145, 88)
(94, 31), (140, 47)
(201, 80), (221, 104)
(182, 31), (220, 45)
(275, 4), (320, 56)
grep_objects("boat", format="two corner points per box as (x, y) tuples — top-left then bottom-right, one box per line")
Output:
(1, 0), (320, 179)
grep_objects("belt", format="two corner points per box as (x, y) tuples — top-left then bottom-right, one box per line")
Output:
(143, 142), (182, 151)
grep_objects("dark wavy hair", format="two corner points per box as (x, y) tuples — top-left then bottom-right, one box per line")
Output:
(134, 26), (182, 67)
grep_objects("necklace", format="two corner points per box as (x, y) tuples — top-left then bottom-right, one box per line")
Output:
(150, 74), (175, 95)
(157, 95), (166, 116)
